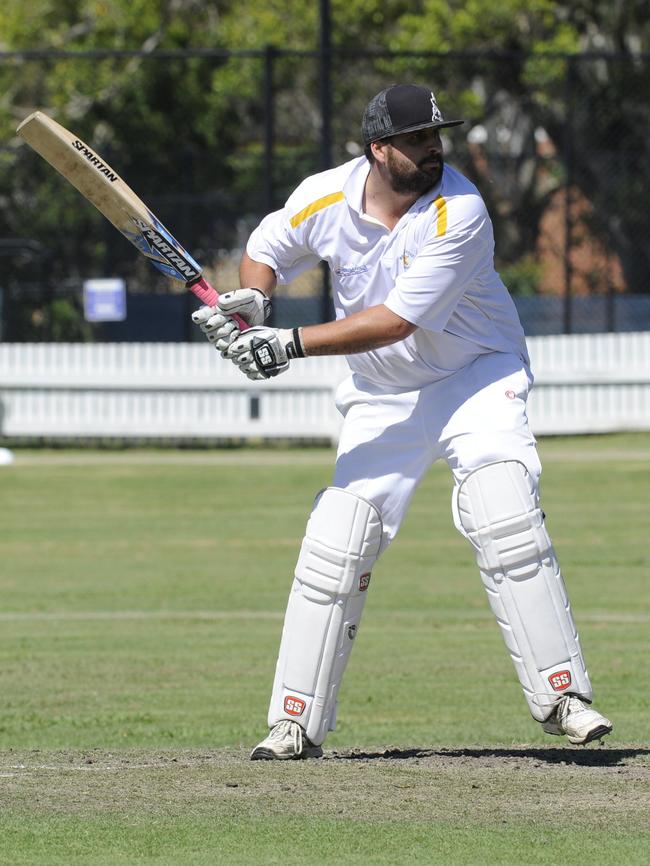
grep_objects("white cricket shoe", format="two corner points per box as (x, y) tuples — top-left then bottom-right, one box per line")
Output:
(542, 695), (613, 745)
(250, 720), (323, 761)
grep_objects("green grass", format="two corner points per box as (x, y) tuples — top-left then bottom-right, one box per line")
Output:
(0, 434), (648, 864)
(2, 817), (648, 866)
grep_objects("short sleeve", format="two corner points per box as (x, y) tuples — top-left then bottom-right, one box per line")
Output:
(384, 199), (492, 331)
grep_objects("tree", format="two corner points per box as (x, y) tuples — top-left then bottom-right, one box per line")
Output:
(0, 0), (648, 339)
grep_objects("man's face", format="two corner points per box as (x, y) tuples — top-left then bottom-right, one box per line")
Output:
(379, 128), (444, 195)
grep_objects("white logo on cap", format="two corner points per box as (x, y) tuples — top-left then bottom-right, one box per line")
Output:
(430, 92), (443, 123)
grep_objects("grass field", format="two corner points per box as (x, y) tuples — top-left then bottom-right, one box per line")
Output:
(0, 434), (648, 865)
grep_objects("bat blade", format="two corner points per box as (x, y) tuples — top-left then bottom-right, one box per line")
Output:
(16, 111), (236, 317)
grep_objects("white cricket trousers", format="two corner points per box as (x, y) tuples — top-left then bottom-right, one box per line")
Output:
(332, 351), (540, 549)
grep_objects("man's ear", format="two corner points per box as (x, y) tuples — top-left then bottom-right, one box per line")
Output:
(370, 139), (390, 165)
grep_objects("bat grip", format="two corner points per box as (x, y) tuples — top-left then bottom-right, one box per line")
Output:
(189, 276), (249, 331)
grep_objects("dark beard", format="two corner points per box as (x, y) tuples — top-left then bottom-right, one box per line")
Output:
(387, 152), (443, 195)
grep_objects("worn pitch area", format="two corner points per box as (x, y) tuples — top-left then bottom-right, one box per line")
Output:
(1, 746), (648, 826)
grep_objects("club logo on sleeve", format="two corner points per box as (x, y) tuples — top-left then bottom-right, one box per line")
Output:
(548, 670), (572, 691)
(284, 695), (306, 716)
(359, 573), (371, 592)
(334, 265), (369, 277)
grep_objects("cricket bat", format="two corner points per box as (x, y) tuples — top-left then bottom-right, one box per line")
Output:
(16, 111), (246, 326)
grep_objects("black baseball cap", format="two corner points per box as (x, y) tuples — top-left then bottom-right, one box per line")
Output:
(362, 84), (464, 145)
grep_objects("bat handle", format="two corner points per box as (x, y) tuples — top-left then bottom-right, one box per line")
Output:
(188, 276), (249, 331)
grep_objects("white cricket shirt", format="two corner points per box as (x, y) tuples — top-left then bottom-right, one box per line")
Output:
(247, 156), (530, 389)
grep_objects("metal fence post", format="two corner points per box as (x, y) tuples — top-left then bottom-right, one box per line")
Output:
(319, 0), (332, 172)
(562, 56), (575, 334)
(319, 0), (334, 323)
(263, 44), (276, 214)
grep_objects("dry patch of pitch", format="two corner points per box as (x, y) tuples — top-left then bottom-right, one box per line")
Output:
(1, 746), (648, 828)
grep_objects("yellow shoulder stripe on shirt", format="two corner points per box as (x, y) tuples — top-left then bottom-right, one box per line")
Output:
(433, 195), (448, 237)
(289, 191), (345, 228)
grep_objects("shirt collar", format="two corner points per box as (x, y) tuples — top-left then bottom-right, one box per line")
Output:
(342, 157), (371, 216)
(343, 158), (445, 218)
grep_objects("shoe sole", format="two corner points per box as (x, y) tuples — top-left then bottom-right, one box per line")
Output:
(250, 746), (324, 761)
(568, 722), (613, 746)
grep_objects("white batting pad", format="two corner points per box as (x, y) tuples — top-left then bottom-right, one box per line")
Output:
(268, 487), (382, 744)
(455, 460), (592, 721)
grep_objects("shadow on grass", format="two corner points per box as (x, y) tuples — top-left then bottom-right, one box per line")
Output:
(329, 746), (650, 767)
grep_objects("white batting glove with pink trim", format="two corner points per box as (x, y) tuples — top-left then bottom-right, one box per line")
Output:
(192, 288), (271, 356)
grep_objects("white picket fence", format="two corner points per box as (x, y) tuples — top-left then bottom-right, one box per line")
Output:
(1, 332), (649, 442)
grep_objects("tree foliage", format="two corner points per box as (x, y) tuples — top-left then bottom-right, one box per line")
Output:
(0, 0), (648, 340)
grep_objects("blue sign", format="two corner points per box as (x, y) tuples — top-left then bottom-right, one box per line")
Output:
(83, 278), (127, 322)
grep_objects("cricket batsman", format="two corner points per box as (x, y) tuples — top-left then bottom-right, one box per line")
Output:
(194, 84), (613, 758)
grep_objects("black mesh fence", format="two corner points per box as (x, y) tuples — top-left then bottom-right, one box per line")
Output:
(0, 48), (648, 340)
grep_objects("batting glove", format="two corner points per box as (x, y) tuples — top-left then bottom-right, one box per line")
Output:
(226, 326), (306, 379)
(192, 287), (271, 356)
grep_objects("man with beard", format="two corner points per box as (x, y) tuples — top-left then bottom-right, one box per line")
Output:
(194, 84), (612, 758)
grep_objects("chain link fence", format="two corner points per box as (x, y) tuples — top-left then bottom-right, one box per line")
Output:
(1, 48), (648, 340)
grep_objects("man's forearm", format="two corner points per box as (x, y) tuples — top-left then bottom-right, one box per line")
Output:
(237, 252), (415, 356)
(239, 252), (277, 297)
(301, 305), (416, 356)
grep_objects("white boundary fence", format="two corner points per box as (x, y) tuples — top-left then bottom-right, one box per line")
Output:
(1, 332), (650, 442)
